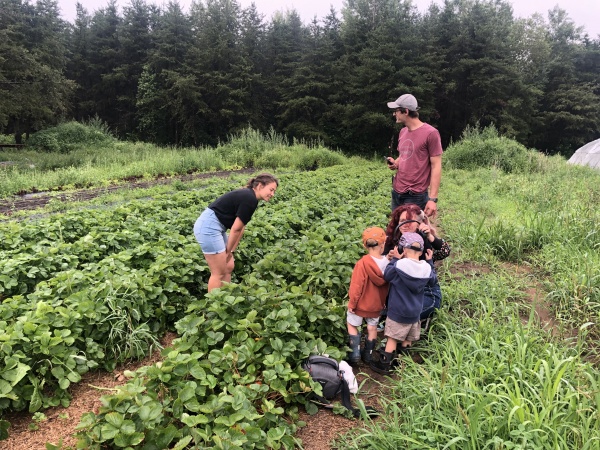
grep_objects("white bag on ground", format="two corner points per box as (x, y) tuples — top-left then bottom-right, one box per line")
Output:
(339, 360), (358, 393)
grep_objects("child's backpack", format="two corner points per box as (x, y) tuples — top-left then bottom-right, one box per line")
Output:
(301, 355), (377, 418)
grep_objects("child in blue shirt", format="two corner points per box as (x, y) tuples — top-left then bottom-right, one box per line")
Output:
(370, 232), (436, 374)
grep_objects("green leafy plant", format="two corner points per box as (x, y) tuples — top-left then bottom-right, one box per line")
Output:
(28, 412), (47, 431)
(444, 125), (544, 173)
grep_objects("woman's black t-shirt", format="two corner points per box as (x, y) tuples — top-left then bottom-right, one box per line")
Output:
(208, 188), (258, 229)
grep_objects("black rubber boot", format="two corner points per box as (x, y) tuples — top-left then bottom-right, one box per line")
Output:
(361, 339), (377, 364)
(370, 351), (394, 374)
(391, 346), (408, 368)
(347, 333), (361, 366)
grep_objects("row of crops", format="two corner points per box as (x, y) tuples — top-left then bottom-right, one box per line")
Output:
(0, 165), (392, 447)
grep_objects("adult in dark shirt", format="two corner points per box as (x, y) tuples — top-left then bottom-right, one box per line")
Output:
(194, 173), (279, 291)
(384, 203), (451, 320)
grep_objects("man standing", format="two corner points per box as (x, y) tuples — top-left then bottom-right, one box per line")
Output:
(385, 93), (442, 217)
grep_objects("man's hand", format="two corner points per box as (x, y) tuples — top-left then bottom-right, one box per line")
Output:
(386, 157), (397, 170)
(424, 200), (438, 218)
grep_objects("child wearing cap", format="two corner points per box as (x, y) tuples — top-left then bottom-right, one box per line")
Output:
(346, 227), (390, 366)
(370, 232), (437, 374)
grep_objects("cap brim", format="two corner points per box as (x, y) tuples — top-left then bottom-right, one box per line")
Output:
(387, 102), (399, 109)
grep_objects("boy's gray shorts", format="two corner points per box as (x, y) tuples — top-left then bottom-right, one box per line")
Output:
(347, 311), (380, 327)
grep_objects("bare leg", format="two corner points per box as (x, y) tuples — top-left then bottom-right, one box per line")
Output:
(366, 324), (378, 340)
(347, 323), (359, 335)
(204, 252), (235, 292)
(384, 337), (398, 353)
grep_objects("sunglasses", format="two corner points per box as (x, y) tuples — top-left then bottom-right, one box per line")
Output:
(398, 219), (420, 227)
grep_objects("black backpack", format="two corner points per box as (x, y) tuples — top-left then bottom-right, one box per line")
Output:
(301, 355), (377, 418)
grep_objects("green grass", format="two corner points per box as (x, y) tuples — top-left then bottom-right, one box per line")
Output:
(334, 129), (600, 449)
(0, 125), (348, 198)
(339, 273), (599, 448)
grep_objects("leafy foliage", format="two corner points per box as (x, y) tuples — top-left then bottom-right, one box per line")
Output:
(0, 127), (348, 198)
(444, 125), (545, 173)
(2, 146), (600, 447)
(0, 164), (389, 446)
(3, 0), (600, 156)
(27, 121), (115, 153)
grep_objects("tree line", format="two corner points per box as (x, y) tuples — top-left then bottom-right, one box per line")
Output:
(1, 0), (599, 156)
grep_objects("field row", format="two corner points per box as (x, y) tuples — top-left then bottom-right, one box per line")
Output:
(0, 165), (391, 447)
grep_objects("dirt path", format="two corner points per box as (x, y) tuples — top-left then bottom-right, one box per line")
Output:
(0, 168), (255, 216)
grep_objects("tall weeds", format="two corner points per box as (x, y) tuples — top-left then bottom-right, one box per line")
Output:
(0, 126), (347, 198)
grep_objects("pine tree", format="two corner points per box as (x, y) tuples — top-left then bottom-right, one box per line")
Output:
(85, 0), (122, 131)
(534, 7), (600, 155)
(430, 0), (539, 146)
(114, 0), (158, 136)
(0, 0), (73, 142)
(271, 13), (336, 141)
(65, 3), (93, 120)
(137, 1), (193, 145)
(184, 0), (254, 144)
(333, 0), (427, 153)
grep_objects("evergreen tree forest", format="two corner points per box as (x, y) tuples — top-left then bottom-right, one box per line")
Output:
(1, 0), (599, 156)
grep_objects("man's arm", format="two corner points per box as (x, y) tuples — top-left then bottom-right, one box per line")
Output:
(425, 155), (442, 217)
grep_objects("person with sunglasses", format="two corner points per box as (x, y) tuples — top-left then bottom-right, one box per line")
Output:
(383, 203), (450, 323)
(385, 93), (443, 218)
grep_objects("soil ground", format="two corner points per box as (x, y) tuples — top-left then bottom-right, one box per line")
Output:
(0, 168), (255, 216)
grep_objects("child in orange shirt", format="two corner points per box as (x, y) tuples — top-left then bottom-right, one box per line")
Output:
(347, 227), (390, 365)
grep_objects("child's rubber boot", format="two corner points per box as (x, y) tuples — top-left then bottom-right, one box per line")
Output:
(370, 351), (394, 374)
(347, 333), (361, 366)
(361, 339), (377, 364)
(391, 346), (408, 368)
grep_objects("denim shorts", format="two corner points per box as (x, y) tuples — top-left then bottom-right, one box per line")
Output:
(421, 282), (442, 320)
(347, 311), (380, 327)
(193, 208), (228, 254)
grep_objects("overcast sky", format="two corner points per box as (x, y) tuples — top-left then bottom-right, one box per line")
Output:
(56, 0), (600, 38)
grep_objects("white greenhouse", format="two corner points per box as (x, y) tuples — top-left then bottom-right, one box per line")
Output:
(568, 138), (600, 169)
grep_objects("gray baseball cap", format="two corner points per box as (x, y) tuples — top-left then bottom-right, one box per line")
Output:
(398, 232), (424, 251)
(387, 94), (419, 111)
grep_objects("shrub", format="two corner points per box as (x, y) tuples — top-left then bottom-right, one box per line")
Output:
(0, 134), (16, 145)
(27, 121), (115, 153)
(27, 133), (61, 153)
(294, 148), (346, 171)
(445, 125), (542, 173)
(255, 150), (296, 169)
